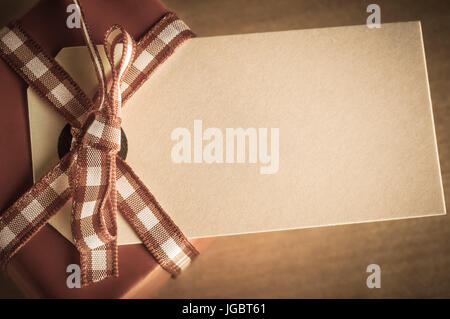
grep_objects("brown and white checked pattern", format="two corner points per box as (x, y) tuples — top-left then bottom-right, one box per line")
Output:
(0, 8), (198, 287)
(0, 24), (93, 128)
(121, 12), (194, 103)
(116, 158), (197, 274)
(0, 155), (72, 268)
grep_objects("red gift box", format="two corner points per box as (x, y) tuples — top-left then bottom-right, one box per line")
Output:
(0, 0), (209, 298)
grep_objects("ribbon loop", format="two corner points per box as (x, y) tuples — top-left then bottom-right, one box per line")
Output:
(104, 25), (136, 81)
(103, 25), (136, 116)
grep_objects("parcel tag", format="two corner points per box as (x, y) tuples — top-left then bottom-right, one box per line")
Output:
(28, 21), (446, 245)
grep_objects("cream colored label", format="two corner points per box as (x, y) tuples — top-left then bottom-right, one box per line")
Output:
(28, 21), (446, 245)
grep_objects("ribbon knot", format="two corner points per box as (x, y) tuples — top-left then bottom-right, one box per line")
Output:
(81, 111), (122, 153)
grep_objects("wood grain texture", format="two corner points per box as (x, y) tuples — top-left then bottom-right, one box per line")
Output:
(1, 0), (450, 298)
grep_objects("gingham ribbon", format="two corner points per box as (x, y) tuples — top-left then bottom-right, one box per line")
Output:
(0, 2), (198, 286)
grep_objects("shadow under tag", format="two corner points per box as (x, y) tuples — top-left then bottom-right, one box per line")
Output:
(57, 124), (128, 160)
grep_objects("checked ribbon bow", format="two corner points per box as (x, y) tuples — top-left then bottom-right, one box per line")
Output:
(0, 1), (198, 286)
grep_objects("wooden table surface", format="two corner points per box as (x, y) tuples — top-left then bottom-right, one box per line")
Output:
(1, 0), (449, 298)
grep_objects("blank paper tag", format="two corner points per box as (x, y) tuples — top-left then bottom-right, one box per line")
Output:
(28, 21), (446, 245)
